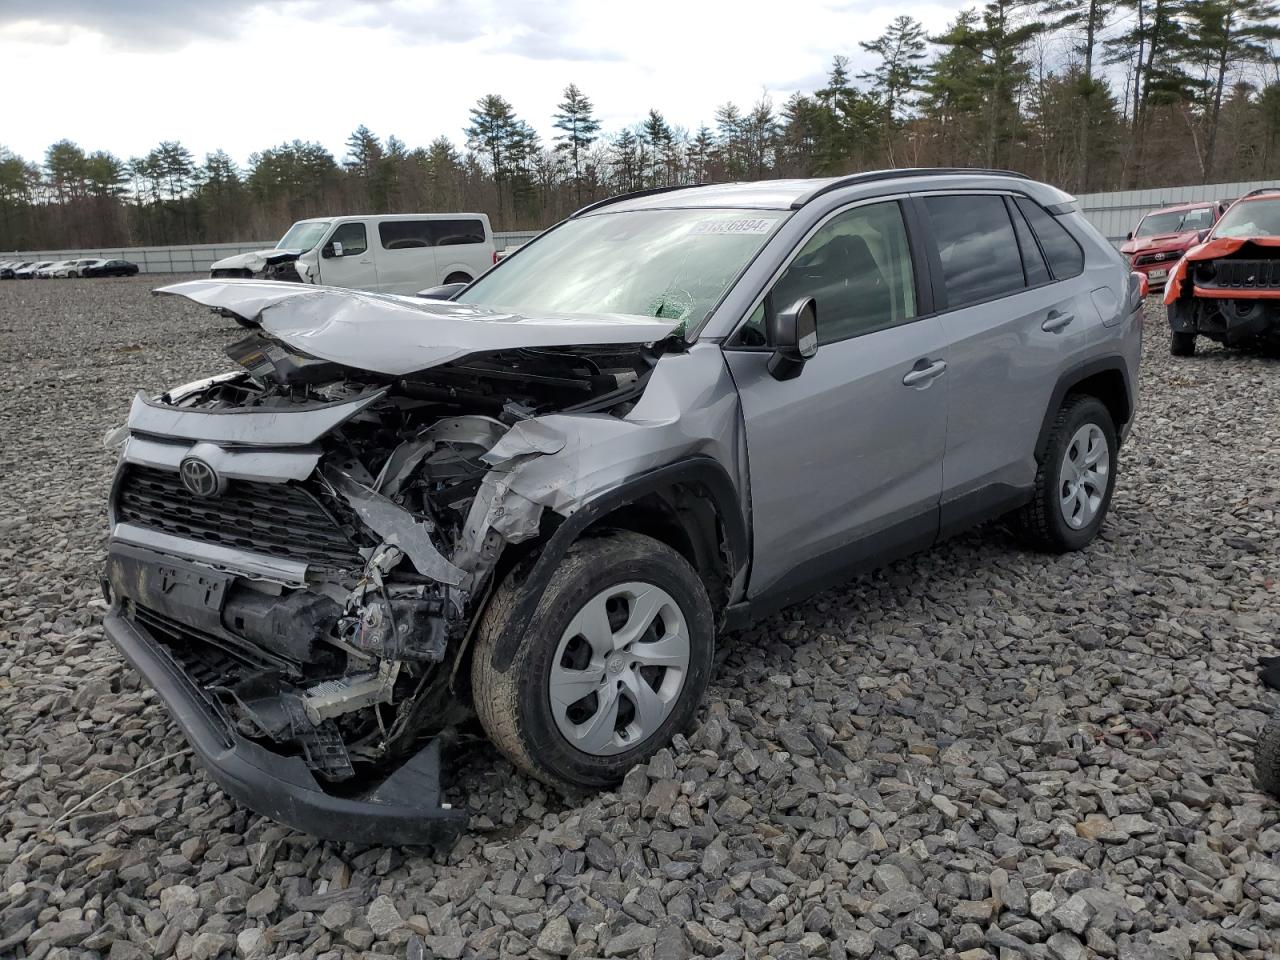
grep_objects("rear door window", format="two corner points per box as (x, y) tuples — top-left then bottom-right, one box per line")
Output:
(1014, 197), (1084, 280)
(923, 194), (1025, 309)
(379, 220), (433, 250)
(428, 219), (486, 246)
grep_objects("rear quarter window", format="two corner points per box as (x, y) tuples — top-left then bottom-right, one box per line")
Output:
(429, 219), (487, 246)
(1014, 197), (1084, 280)
(379, 221), (433, 250)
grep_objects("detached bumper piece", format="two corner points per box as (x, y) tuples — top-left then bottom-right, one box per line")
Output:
(103, 610), (467, 848)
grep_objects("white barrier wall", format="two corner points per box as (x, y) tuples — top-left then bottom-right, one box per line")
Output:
(6, 180), (1278, 270)
(1, 232), (542, 275)
(1077, 180), (1277, 245)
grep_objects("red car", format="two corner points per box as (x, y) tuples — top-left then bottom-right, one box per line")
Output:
(1120, 200), (1229, 288)
(1163, 188), (1280, 355)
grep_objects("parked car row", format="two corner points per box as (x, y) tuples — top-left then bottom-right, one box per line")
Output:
(0, 257), (140, 279)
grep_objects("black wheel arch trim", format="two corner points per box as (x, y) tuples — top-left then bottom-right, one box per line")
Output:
(486, 455), (747, 673)
(1034, 355), (1132, 462)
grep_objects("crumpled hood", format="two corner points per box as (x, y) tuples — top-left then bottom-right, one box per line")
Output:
(1163, 236), (1280, 305)
(210, 249), (302, 272)
(155, 279), (681, 376)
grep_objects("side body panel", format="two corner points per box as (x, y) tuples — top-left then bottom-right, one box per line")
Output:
(371, 220), (439, 294)
(935, 283), (1097, 498)
(316, 219), (380, 290)
(724, 317), (949, 598)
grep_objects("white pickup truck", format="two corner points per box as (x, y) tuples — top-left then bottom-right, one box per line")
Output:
(210, 213), (496, 294)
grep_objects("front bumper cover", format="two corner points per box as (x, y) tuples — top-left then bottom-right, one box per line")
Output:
(103, 608), (468, 848)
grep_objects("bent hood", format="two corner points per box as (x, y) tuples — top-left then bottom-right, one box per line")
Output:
(210, 249), (302, 272)
(155, 278), (681, 375)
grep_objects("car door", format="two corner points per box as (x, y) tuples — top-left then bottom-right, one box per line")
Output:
(915, 192), (1095, 529)
(317, 221), (378, 290)
(723, 198), (949, 601)
(374, 219), (440, 293)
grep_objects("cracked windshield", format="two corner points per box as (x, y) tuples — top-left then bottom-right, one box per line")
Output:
(457, 208), (785, 330)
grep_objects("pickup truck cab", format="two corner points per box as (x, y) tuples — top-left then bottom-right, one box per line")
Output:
(210, 213), (495, 294)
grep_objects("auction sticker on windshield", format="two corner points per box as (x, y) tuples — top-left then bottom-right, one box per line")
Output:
(690, 218), (775, 236)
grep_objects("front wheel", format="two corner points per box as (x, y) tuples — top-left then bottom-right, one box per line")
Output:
(1014, 396), (1118, 552)
(1170, 331), (1197, 356)
(472, 531), (715, 792)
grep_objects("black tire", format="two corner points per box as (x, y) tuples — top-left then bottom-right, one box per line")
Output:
(443, 272), (472, 285)
(471, 530), (715, 792)
(1256, 708), (1280, 798)
(1170, 331), (1197, 356)
(1014, 395), (1118, 552)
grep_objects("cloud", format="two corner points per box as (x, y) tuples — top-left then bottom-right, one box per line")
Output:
(0, 1), (263, 49)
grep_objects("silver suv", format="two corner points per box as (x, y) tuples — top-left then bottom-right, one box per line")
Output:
(103, 169), (1142, 846)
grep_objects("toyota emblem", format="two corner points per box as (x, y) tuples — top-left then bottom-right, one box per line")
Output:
(179, 457), (224, 498)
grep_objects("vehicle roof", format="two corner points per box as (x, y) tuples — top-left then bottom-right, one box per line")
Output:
(292, 213), (488, 224)
(594, 169), (1069, 214)
(1237, 190), (1280, 203)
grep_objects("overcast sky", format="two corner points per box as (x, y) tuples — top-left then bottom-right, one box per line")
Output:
(1, 0), (963, 167)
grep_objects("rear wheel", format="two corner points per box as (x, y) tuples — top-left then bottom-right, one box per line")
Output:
(1170, 331), (1197, 356)
(472, 531), (714, 792)
(443, 272), (472, 286)
(1014, 396), (1118, 552)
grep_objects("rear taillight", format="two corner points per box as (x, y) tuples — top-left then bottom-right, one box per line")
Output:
(493, 250), (499, 265)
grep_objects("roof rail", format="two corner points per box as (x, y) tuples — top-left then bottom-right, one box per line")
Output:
(790, 167), (1032, 209)
(1242, 186), (1280, 198)
(571, 183), (708, 218)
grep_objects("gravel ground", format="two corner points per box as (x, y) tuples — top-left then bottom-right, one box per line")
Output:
(1, 274), (1278, 960)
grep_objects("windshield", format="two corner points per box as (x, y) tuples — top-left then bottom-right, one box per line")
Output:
(457, 208), (787, 330)
(1212, 198), (1280, 239)
(276, 220), (332, 251)
(1135, 207), (1214, 237)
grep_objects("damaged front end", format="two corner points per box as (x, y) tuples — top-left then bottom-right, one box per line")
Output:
(1165, 237), (1280, 349)
(103, 281), (685, 846)
(209, 248), (309, 283)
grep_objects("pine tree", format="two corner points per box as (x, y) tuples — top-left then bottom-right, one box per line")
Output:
(552, 84), (601, 204)
(859, 16), (929, 163)
(640, 109), (673, 186)
(1188, 0), (1280, 181)
(1039, 0), (1114, 189)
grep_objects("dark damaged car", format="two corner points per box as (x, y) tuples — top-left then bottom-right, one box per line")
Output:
(1164, 188), (1280, 356)
(103, 171), (1142, 846)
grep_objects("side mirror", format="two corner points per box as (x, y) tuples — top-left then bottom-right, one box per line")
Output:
(1126, 231), (1133, 241)
(417, 282), (467, 300)
(322, 241), (342, 258)
(1196, 229), (1210, 242)
(767, 297), (818, 381)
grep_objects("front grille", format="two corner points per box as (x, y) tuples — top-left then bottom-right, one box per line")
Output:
(116, 465), (366, 569)
(1206, 259), (1280, 289)
(1135, 252), (1178, 267)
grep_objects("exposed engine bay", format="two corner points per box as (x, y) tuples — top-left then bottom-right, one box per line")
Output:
(1165, 238), (1280, 349)
(106, 315), (663, 788)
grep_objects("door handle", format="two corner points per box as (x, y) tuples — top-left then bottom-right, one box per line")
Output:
(359, 258), (373, 264)
(902, 359), (947, 387)
(1042, 311), (1074, 333)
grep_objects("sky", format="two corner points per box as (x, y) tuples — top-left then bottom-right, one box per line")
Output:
(0, 0), (962, 167)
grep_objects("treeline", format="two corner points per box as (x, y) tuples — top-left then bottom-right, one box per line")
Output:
(3, 0), (1279, 251)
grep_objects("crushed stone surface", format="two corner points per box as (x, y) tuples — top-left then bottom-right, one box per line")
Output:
(1, 275), (1278, 959)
